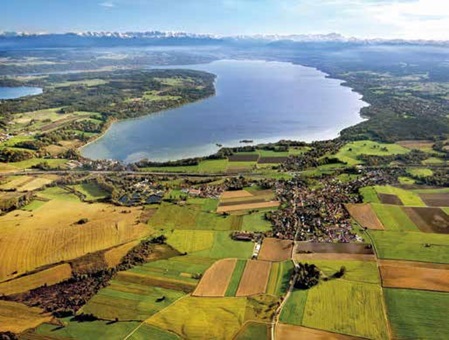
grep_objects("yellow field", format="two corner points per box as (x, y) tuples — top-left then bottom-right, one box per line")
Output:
(0, 300), (52, 333)
(145, 296), (247, 339)
(19, 177), (56, 191)
(0, 176), (34, 190)
(0, 263), (72, 295)
(0, 199), (151, 282)
(104, 241), (140, 268)
(165, 230), (214, 253)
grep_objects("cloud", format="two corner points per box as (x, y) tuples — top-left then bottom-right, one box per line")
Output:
(99, 2), (115, 8)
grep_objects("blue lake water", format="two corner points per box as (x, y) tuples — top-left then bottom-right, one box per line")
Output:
(0, 86), (43, 99)
(81, 60), (368, 163)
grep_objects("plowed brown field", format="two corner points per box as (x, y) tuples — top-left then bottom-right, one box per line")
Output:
(276, 323), (362, 340)
(236, 260), (271, 296)
(193, 259), (237, 297)
(379, 260), (449, 292)
(346, 203), (384, 230)
(221, 190), (254, 199)
(217, 201), (279, 213)
(403, 207), (449, 234)
(259, 238), (293, 261)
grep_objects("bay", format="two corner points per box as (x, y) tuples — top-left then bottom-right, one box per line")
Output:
(0, 86), (43, 100)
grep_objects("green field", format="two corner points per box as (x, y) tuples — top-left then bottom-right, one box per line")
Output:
(407, 167), (433, 177)
(225, 259), (247, 297)
(81, 280), (185, 321)
(37, 186), (80, 201)
(193, 231), (254, 259)
(36, 319), (141, 340)
(235, 322), (270, 340)
(385, 289), (449, 340)
(1, 158), (68, 170)
(74, 182), (110, 201)
(241, 212), (272, 232)
(21, 199), (47, 211)
(336, 140), (410, 165)
(266, 260), (294, 296)
(371, 203), (419, 231)
(148, 201), (241, 230)
(197, 159), (229, 173)
(128, 324), (180, 340)
(146, 296), (248, 339)
(311, 260), (380, 284)
(279, 289), (308, 326)
(128, 256), (215, 286)
(374, 186), (426, 206)
(369, 230), (449, 263)
(360, 186), (381, 203)
(165, 230), (215, 253)
(302, 280), (389, 339)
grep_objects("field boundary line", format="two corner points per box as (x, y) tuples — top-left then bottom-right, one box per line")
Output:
(364, 230), (393, 340)
(122, 294), (189, 340)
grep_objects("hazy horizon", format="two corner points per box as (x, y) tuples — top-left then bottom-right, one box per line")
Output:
(2, 0), (449, 40)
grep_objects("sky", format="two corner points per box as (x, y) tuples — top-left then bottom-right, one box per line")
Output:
(1, 0), (449, 40)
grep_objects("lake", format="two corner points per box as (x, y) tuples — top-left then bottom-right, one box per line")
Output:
(0, 86), (43, 100)
(81, 60), (368, 163)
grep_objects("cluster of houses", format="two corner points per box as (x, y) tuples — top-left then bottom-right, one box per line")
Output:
(118, 179), (164, 206)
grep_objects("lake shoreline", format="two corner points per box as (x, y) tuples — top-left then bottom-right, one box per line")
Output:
(80, 59), (369, 163)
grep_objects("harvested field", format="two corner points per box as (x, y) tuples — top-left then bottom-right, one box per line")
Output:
(104, 241), (140, 268)
(296, 242), (375, 255)
(403, 207), (449, 234)
(0, 300), (52, 333)
(193, 259), (237, 296)
(276, 323), (361, 340)
(379, 260), (449, 292)
(0, 176), (34, 190)
(0, 263), (72, 296)
(228, 154), (259, 162)
(221, 190), (254, 199)
(294, 253), (376, 261)
(378, 193), (403, 205)
(0, 199), (150, 282)
(219, 198), (267, 206)
(217, 201), (279, 213)
(420, 193), (449, 207)
(236, 260), (271, 296)
(19, 177), (55, 192)
(226, 167), (253, 174)
(117, 271), (196, 292)
(257, 156), (288, 164)
(397, 140), (434, 150)
(258, 238), (293, 261)
(345, 203), (384, 230)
